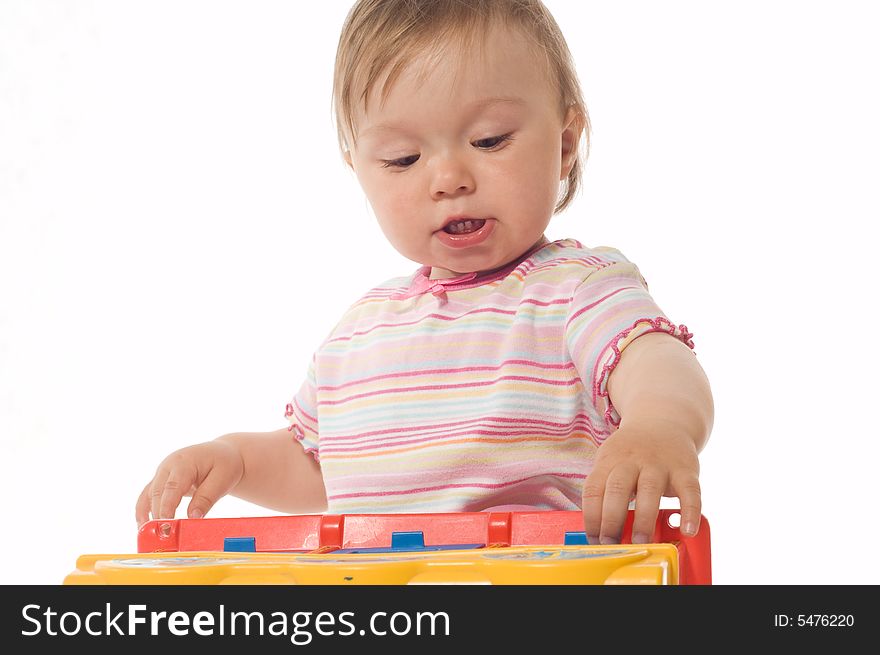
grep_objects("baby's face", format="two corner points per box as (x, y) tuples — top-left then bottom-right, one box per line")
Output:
(346, 24), (581, 279)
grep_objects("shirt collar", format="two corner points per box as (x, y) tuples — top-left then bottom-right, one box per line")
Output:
(390, 269), (479, 302)
(389, 238), (551, 303)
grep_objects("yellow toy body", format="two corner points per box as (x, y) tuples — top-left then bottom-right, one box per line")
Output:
(65, 510), (710, 585)
(66, 543), (680, 585)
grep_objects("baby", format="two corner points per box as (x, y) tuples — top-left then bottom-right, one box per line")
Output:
(136, 0), (713, 546)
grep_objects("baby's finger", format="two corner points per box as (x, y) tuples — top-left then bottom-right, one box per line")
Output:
(185, 465), (233, 519)
(150, 469), (170, 524)
(631, 469), (665, 543)
(671, 470), (702, 537)
(158, 469), (192, 519)
(599, 464), (638, 544)
(581, 467), (609, 544)
(135, 481), (154, 526)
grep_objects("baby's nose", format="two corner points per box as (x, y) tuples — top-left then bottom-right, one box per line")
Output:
(430, 157), (476, 198)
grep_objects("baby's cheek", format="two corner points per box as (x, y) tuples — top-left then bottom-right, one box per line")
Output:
(374, 210), (426, 262)
(500, 156), (558, 209)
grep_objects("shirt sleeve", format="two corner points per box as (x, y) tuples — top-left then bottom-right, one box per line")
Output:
(284, 356), (320, 462)
(565, 255), (694, 431)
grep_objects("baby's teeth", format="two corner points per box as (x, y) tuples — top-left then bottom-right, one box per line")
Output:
(446, 219), (485, 234)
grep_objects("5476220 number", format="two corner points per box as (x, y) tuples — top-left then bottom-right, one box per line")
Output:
(774, 614), (854, 628)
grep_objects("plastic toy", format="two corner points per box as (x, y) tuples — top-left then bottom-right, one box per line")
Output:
(65, 509), (710, 585)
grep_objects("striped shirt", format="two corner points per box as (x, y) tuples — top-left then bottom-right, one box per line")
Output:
(285, 239), (694, 513)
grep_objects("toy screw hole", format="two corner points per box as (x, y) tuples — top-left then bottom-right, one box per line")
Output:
(666, 512), (681, 530)
(158, 522), (172, 538)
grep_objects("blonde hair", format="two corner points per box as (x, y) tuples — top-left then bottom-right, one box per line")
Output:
(332, 0), (591, 213)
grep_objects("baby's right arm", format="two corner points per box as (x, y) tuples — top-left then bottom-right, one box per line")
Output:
(134, 428), (327, 526)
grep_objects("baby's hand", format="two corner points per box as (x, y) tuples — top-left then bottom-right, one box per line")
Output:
(135, 440), (244, 526)
(581, 422), (701, 545)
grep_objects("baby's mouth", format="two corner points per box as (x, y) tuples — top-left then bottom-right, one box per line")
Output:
(443, 219), (487, 234)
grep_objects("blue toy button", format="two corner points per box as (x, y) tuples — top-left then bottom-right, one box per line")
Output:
(224, 537), (256, 552)
(390, 531), (426, 550)
(333, 530), (484, 554)
(564, 531), (589, 545)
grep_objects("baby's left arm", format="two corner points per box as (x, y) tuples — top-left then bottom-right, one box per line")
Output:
(581, 332), (714, 545)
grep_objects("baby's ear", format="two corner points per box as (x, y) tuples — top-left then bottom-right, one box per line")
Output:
(560, 106), (583, 179)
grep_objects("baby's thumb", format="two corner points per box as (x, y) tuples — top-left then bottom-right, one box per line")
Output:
(185, 468), (233, 519)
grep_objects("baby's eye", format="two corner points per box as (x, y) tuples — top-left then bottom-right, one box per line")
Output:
(473, 134), (512, 149)
(380, 134), (512, 170)
(381, 154), (420, 169)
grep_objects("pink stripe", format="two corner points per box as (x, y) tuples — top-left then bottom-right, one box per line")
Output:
(518, 297), (571, 307)
(565, 285), (637, 330)
(320, 427), (592, 454)
(317, 359), (576, 392)
(516, 255), (609, 277)
(326, 306), (519, 344)
(331, 298), (572, 345)
(362, 286), (406, 297)
(342, 460), (579, 484)
(325, 418), (595, 445)
(292, 398), (316, 425)
(321, 413), (598, 441)
(318, 375), (581, 406)
(328, 472), (587, 500)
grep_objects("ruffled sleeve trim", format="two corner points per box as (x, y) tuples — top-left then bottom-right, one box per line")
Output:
(594, 317), (695, 429)
(285, 402), (320, 463)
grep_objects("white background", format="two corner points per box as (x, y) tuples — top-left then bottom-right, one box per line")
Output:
(2, 0), (878, 585)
